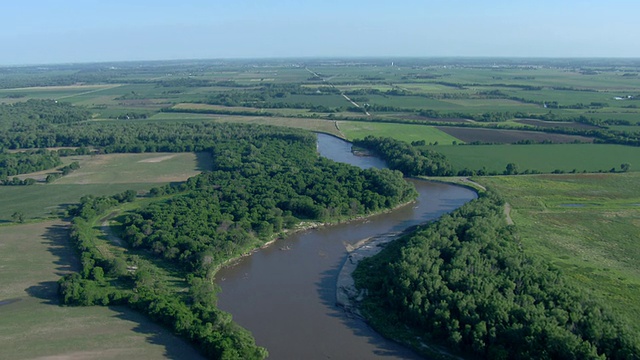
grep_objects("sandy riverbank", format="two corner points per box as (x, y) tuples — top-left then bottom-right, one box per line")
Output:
(335, 231), (402, 317)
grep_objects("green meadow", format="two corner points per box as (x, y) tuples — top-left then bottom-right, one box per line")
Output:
(431, 143), (640, 174)
(478, 173), (640, 330)
(338, 121), (460, 144)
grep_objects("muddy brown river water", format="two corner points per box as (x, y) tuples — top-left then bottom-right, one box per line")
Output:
(216, 134), (476, 359)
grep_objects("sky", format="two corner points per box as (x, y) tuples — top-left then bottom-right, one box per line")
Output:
(1, 0), (639, 65)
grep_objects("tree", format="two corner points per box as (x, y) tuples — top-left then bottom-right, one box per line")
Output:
(621, 163), (631, 172)
(11, 211), (25, 223)
(505, 163), (519, 175)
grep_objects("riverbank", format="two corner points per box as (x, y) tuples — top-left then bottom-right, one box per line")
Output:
(336, 232), (402, 317)
(213, 199), (417, 277)
(216, 135), (478, 359)
(336, 227), (467, 360)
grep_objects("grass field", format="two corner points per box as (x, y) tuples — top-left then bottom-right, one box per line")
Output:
(431, 143), (640, 174)
(55, 152), (211, 185)
(338, 121), (461, 144)
(435, 126), (594, 144)
(0, 152), (211, 222)
(0, 221), (203, 359)
(477, 173), (640, 330)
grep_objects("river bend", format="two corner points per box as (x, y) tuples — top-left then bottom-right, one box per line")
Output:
(216, 134), (476, 359)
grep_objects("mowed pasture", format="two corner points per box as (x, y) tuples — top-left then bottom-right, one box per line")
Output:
(435, 126), (595, 144)
(477, 173), (640, 330)
(0, 221), (204, 359)
(338, 121), (461, 144)
(54, 152), (212, 185)
(431, 143), (640, 174)
(0, 152), (211, 222)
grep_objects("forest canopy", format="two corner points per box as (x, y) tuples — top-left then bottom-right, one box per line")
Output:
(353, 191), (640, 359)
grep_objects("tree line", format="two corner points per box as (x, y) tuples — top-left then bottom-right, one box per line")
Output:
(0, 149), (62, 179)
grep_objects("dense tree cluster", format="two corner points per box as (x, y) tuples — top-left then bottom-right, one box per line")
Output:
(122, 133), (417, 276)
(354, 191), (640, 359)
(0, 118), (302, 152)
(353, 135), (453, 176)
(0, 150), (62, 179)
(59, 190), (267, 359)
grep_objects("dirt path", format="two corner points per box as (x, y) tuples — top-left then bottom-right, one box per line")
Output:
(306, 67), (371, 116)
(504, 202), (514, 225)
(341, 94), (371, 116)
(461, 177), (486, 191)
(100, 212), (125, 247)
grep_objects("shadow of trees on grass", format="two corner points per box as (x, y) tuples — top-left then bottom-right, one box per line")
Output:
(34, 221), (205, 359)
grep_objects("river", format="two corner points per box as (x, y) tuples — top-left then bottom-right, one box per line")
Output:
(216, 134), (477, 359)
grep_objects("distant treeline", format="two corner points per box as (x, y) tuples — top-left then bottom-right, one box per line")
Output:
(354, 191), (640, 359)
(0, 99), (91, 129)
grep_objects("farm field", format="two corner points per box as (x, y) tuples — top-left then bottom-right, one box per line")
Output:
(338, 121), (460, 144)
(0, 84), (122, 103)
(435, 126), (594, 144)
(0, 221), (204, 360)
(430, 143), (640, 174)
(477, 173), (640, 330)
(0, 152), (210, 222)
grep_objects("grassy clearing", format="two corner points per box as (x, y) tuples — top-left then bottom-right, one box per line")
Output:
(0, 221), (203, 359)
(0, 152), (211, 222)
(0, 183), (161, 222)
(431, 143), (640, 174)
(54, 152), (212, 185)
(477, 173), (640, 330)
(338, 121), (461, 144)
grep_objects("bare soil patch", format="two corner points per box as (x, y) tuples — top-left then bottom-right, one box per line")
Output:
(436, 126), (595, 144)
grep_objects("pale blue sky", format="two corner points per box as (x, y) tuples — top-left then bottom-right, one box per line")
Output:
(1, 0), (639, 65)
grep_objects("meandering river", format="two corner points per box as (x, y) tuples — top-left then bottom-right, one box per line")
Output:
(216, 134), (476, 359)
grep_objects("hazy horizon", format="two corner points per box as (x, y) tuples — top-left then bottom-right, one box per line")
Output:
(2, 0), (640, 66)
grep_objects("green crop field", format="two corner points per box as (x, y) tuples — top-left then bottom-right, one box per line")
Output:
(431, 143), (640, 174)
(338, 121), (461, 144)
(477, 173), (640, 330)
